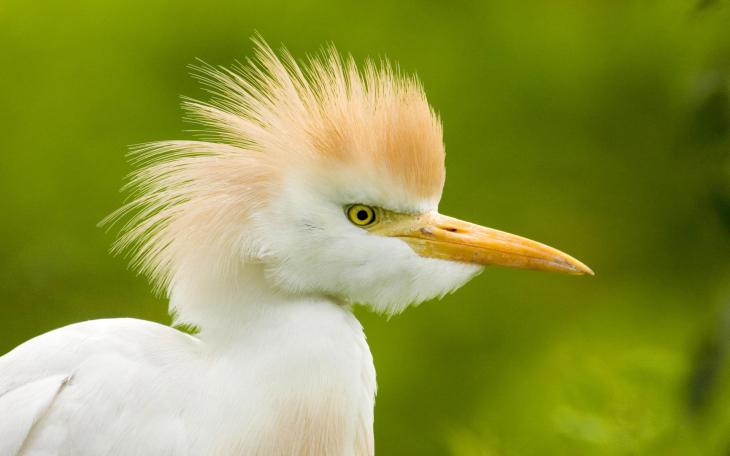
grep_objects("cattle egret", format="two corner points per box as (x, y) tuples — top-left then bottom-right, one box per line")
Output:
(0, 38), (592, 455)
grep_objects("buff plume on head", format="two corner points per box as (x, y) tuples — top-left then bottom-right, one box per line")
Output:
(104, 37), (446, 295)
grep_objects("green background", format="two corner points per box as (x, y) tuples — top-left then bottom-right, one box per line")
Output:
(1, 0), (729, 454)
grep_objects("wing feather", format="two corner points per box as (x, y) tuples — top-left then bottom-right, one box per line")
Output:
(0, 374), (71, 455)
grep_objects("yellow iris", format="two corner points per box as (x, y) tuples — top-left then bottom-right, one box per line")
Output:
(347, 204), (377, 227)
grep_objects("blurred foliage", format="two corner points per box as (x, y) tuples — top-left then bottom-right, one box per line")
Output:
(1, 0), (729, 454)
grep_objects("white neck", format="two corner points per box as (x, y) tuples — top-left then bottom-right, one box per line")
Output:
(168, 258), (377, 455)
(169, 259), (316, 342)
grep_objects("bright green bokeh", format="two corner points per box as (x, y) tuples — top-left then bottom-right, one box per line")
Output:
(1, 0), (729, 454)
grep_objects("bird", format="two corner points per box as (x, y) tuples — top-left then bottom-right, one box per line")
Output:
(0, 38), (592, 455)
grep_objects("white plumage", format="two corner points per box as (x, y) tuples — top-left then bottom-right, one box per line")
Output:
(0, 38), (591, 455)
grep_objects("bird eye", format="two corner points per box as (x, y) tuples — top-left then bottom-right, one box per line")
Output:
(346, 204), (377, 227)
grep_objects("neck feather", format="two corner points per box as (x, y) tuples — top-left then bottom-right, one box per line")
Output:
(169, 258), (312, 342)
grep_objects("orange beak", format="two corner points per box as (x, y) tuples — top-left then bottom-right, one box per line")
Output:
(373, 212), (593, 275)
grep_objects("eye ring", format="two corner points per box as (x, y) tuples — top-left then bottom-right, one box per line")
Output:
(346, 204), (377, 227)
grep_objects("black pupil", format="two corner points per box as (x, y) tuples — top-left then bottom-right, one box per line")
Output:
(356, 210), (369, 221)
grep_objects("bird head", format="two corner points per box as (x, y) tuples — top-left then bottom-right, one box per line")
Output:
(106, 38), (591, 317)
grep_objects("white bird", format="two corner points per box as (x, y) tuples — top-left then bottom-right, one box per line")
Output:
(0, 39), (592, 455)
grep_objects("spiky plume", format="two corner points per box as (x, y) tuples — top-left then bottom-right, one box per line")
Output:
(103, 37), (445, 293)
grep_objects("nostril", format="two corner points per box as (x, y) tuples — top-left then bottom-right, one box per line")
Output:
(442, 226), (458, 233)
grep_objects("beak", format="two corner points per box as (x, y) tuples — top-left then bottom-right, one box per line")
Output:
(372, 212), (593, 275)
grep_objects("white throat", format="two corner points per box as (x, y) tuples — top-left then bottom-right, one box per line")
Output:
(169, 263), (280, 339)
(169, 257), (324, 341)
(168, 256), (377, 455)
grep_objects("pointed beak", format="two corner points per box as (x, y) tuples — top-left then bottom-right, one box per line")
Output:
(373, 212), (593, 275)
